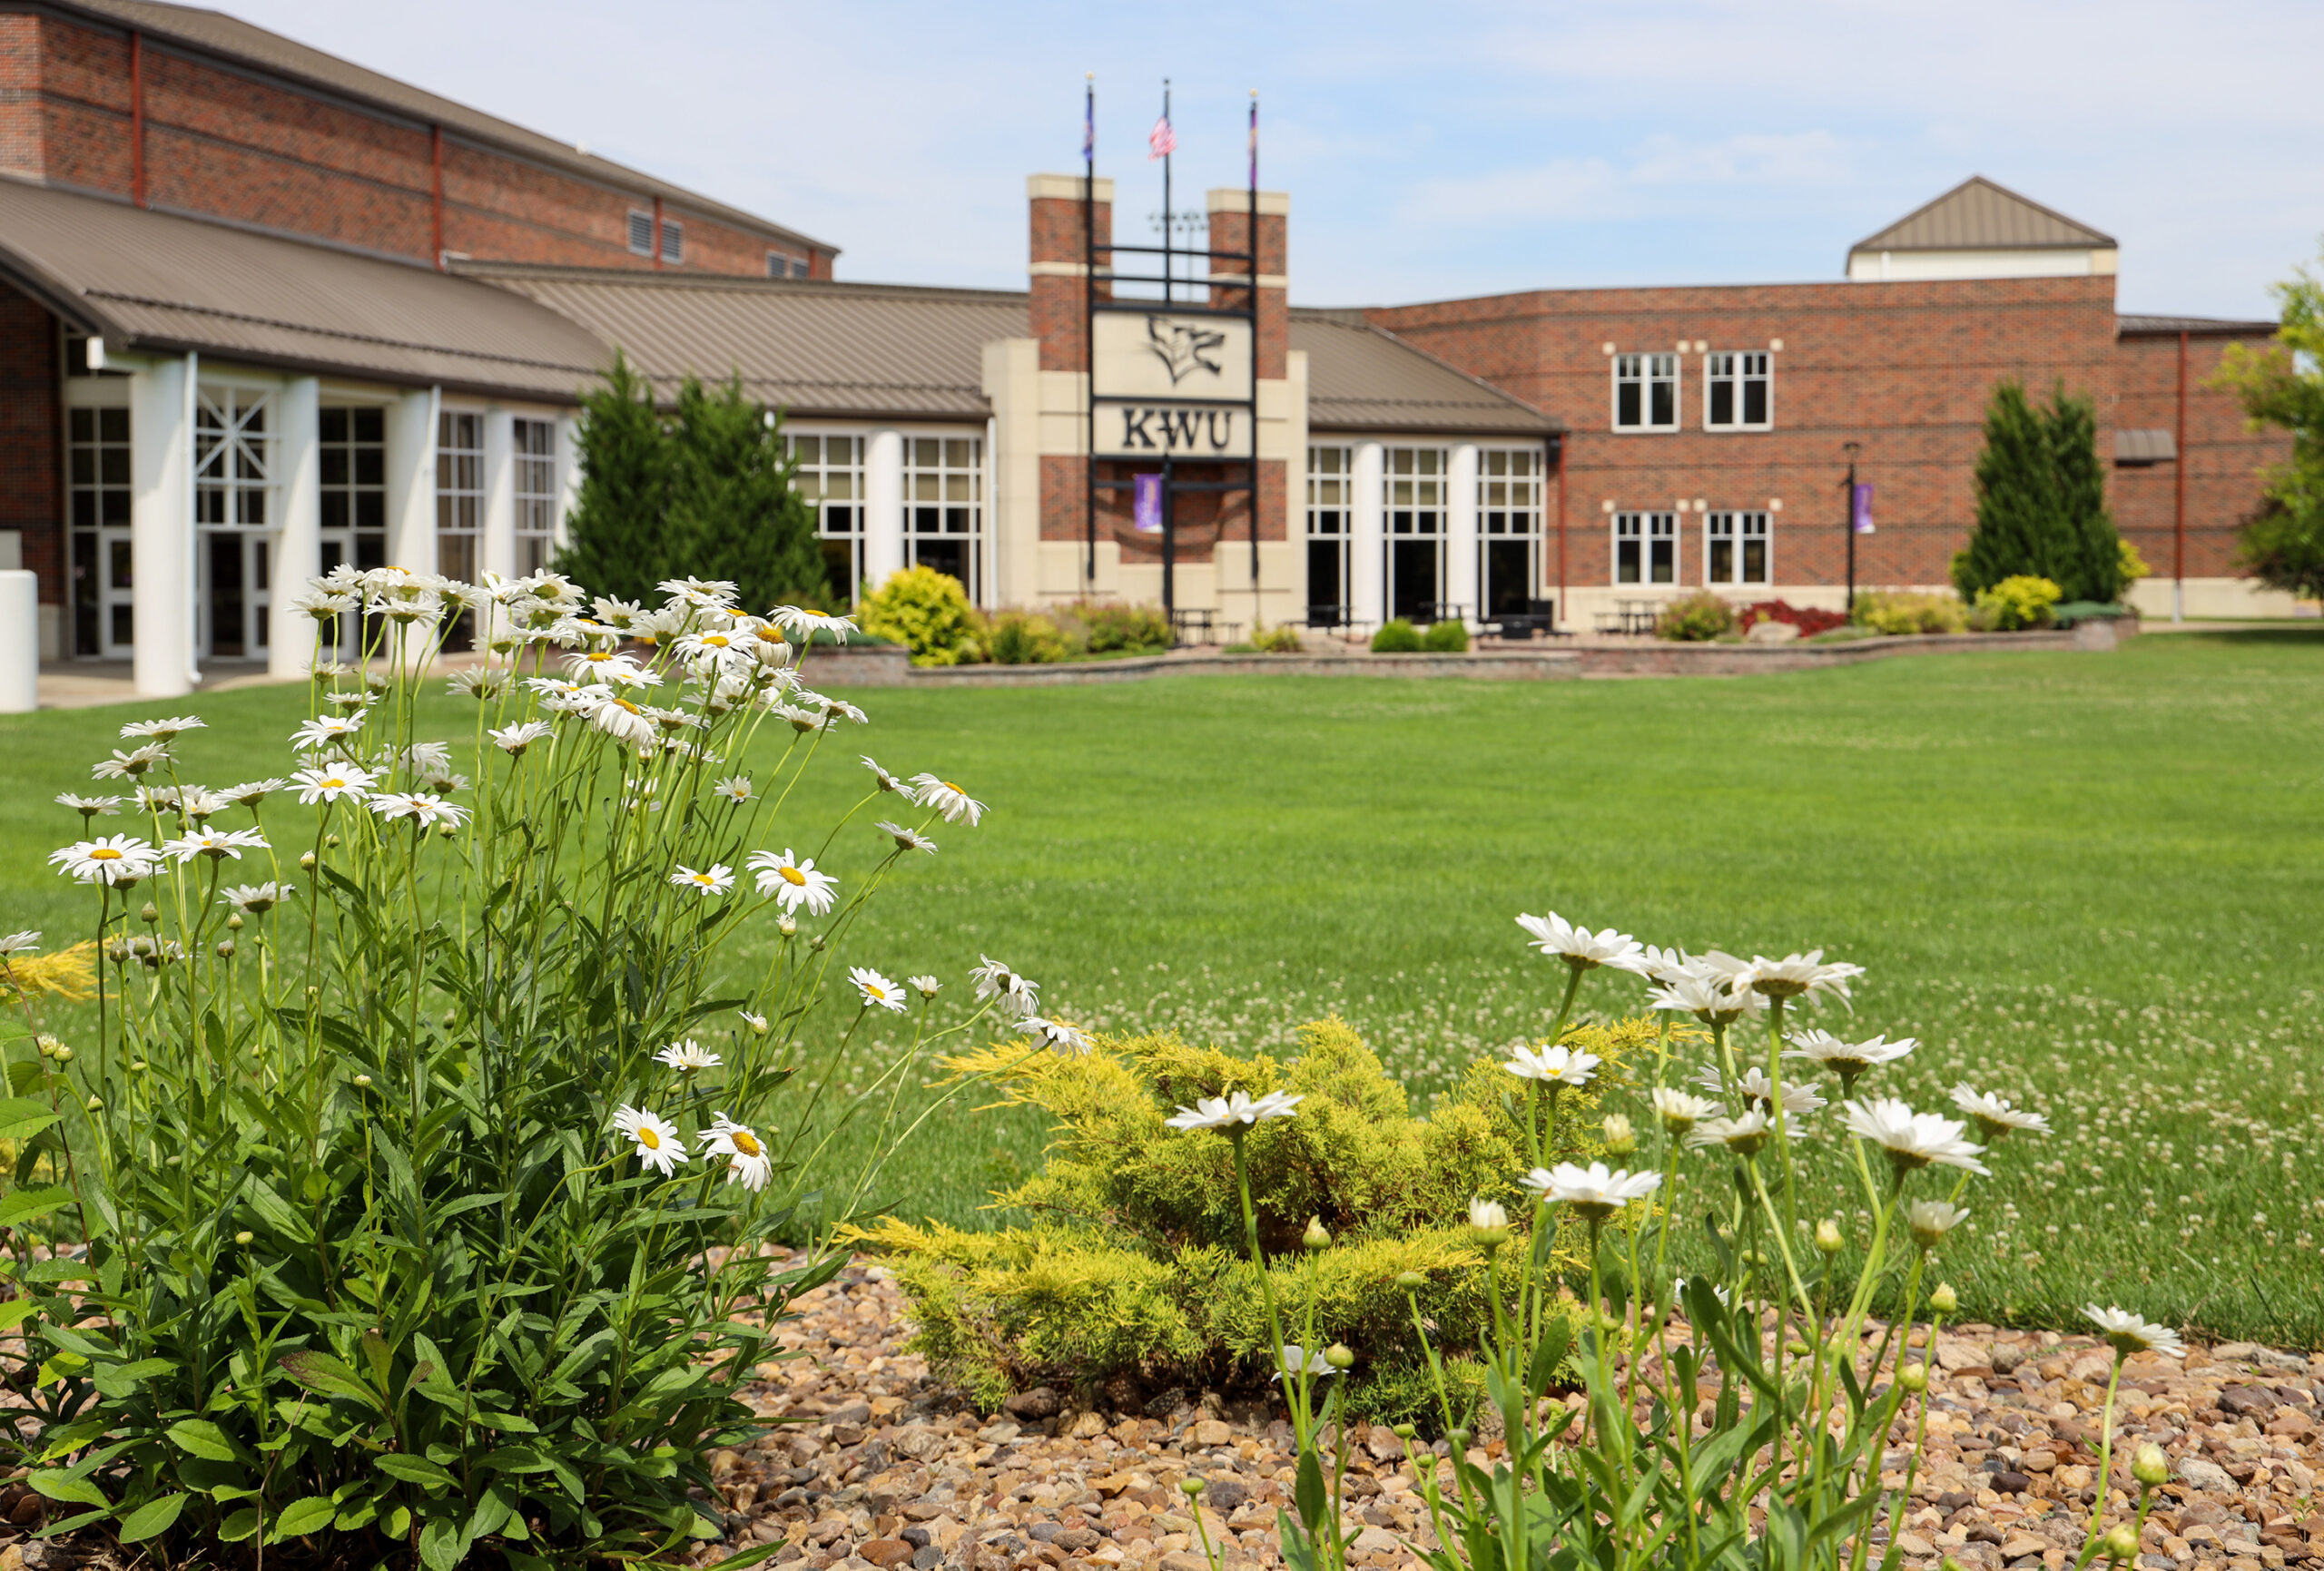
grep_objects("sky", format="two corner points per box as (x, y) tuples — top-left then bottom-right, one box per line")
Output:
(226, 0), (2323, 319)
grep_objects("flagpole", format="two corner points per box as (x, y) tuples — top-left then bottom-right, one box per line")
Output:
(1159, 78), (1172, 307)
(1248, 89), (1261, 608)
(1083, 73), (1096, 589)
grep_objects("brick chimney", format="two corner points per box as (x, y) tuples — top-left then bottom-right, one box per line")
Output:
(1204, 188), (1288, 380)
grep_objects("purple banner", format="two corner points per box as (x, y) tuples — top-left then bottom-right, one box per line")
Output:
(1851, 481), (1876, 535)
(1133, 472), (1162, 534)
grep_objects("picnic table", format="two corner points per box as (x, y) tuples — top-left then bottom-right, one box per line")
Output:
(1592, 598), (1660, 635)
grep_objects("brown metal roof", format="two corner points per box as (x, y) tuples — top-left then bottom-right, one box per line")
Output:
(0, 180), (611, 398)
(45, 0), (833, 257)
(1293, 310), (1558, 436)
(2118, 313), (2277, 338)
(1851, 176), (2115, 254)
(469, 267), (1027, 420)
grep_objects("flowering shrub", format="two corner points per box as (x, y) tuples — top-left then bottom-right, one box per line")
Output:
(1738, 599), (1850, 636)
(11, 567), (1020, 1566)
(1136, 917), (2177, 1571)
(1977, 574), (2066, 630)
(1652, 591), (1738, 642)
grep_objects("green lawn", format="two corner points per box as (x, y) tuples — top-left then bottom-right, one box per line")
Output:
(5, 631), (2320, 1342)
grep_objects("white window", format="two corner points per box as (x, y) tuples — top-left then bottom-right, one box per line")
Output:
(513, 417), (557, 575)
(194, 387), (271, 527)
(788, 432), (864, 601)
(659, 219), (684, 265)
(1704, 351), (1772, 430)
(1478, 447), (1545, 618)
(1305, 444), (1354, 623)
(1386, 447), (1447, 621)
(66, 404), (133, 657)
(1705, 510), (1771, 585)
(193, 385), (274, 660)
(1613, 511), (1678, 584)
(904, 436), (982, 601)
(1612, 353), (1679, 432)
(627, 211), (654, 256)
(435, 410), (483, 585)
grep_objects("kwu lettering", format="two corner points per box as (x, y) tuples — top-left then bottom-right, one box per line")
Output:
(1117, 407), (1238, 453)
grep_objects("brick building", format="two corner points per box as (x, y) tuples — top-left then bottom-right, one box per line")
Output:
(0, 4), (2295, 698)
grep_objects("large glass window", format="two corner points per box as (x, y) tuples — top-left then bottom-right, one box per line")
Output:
(1613, 512), (1678, 584)
(1704, 351), (1772, 430)
(904, 436), (981, 602)
(435, 411), (483, 585)
(790, 433), (865, 603)
(1386, 447), (1446, 621)
(67, 406), (133, 657)
(194, 387), (273, 660)
(513, 417), (557, 576)
(1305, 445), (1353, 625)
(1479, 447), (1544, 618)
(319, 407), (387, 659)
(1612, 353), (1679, 432)
(1705, 510), (1771, 585)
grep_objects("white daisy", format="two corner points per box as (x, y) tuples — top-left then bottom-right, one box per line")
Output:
(368, 792), (470, 830)
(711, 776), (753, 803)
(48, 835), (158, 885)
(1270, 1344), (1338, 1383)
(670, 863), (736, 898)
(1784, 1031), (1915, 1089)
(218, 881), (292, 915)
(579, 691), (657, 747)
(1650, 1087), (1720, 1132)
(1905, 1199), (1970, 1248)
(1162, 1088), (1304, 1131)
(875, 820), (937, 855)
(487, 721), (555, 755)
(1741, 950), (1866, 1005)
(1696, 1065), (1827, 1117)
(611, 1105), (689, 1177)
(445, 666), (508, 701)
(851, 967), (908, 1012)
(908, 975), (942, 999)
(1466, 1197), (1511, 1232)
(862, 757), (906, 793)
(907, 774), (985, 827)
(564, 649), (644, 682)
(655, 1040), (724, 1073)
(747, 849), (837, 915)
(1840, 1098), (1988, 1176)
(220, 779), (288, 809)
(699, 1114), (773, 1192)
(1502, 1044), (1600, 1086)
(970, 956), (1039, 1016)
(1687, 1110), (1787, 1155)
(1514, 911), (1651, 975)
(120, 715), (205, 741)
(291, 764), (378, 804)
(1021, 1016), (1095, 1055)
(290, 715), (365, 751)
(0, 931), (43, 956)
(2083, 1305), (2184, 1360)
(1519, 1160), (1662, 1220)
(660, 576), (742, 611)
(162, 828), (269, 862)
(1948, 1085), (2052, 1141)
(773, 604), (856, 641)
(1647, 968), (1764, 1025)
(818, 696), (868, 726)
(92, 742), (171, 780)
(56, 793), (122, 819)
(736, 1010), (770, 1034)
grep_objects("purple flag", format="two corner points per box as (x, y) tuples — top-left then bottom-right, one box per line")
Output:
(1851, 482), (1876, 535)
(1133, 472), (1162, 533)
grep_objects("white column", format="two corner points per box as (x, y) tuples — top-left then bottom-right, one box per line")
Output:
(554, 416), (582, 555)
(481, 409), (517, 585)
(268, 376), (321, 680)
(1447, 443), (1480, 624)
(385, 387), (440, 578)
(129, 354), (194, 699)
(862, 427), (905, 590)
(1350, 439), (1385, 627)
(0, 572), (36, 712)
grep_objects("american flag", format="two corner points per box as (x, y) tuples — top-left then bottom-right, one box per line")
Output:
(1147, 113), (1177, 161)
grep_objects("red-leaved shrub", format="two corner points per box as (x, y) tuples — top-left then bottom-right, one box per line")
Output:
(1738, 600), (1849, 636)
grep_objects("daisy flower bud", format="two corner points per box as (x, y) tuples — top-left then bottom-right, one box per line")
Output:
(1324, 1344), (1354, 1370)
(1466, 1197), (1511, 1249)
(1394, 1271), (1425, 1291)
(353, 1074), (372, 1088)
(215, 939), (235, 958)
(2132, 1443), (2169, 1488)
(52, 1046), (72, 1064)
(84, 1095), (102, 1112)
(1815, 1219), (1844, 1255)
(777, 915), (797, 937)
(300, 850), (318, 869)
(35, 1036), (56, 1059)
(140, 902), (159, 924)
(2100, 1526), (2139, 1561)
(225, 912), (244, 931)
(128, 1060), (146, 1073)
(1929, 1282), (1959, 1315)
(1178, 1478), (1204, 1499)
(234, 1231), (253, 1245)
(1898, 1362), (1927, 1393)
(1391, 1424), (1416, 1441)
(1600, 1113), (1636, 1156)
(1303, 1216), (1331, 1252)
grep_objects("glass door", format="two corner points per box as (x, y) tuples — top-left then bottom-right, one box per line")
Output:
(194, 386), (273, 663)
(1385, 447), (1445, 622)
(197, 532), (271, 661)
(66, 406), (134, 659)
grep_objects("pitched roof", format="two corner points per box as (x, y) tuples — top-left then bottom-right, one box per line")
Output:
(1292, 310), (1557, 436)
(469, 267), (1027, 420)
(2118, 313), (2277, 338)
(48, 0), (833, 256)
(0, 180), (611, 398)
(1851, 177), (2115, 254)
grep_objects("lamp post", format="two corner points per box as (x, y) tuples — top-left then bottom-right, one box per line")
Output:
(1841, 440), (1861, 614)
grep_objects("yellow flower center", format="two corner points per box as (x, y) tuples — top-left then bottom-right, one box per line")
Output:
(942, 781), (961, 793)
(757, 627), (783, 643)
(802, 608), (823, 617)
(866, 985), (886, 999)
(586, 651), (613, 663)
(731, 1130), (762, 1157)
(322, 778), (344, 789)
(778, 866), (806, 887)
(91, 848), (122, 860)
(691, 874), (713, 886)
(615, 699), (641, 714)
(704, 634), (730, 647)
(638, 1126), (661, 1150)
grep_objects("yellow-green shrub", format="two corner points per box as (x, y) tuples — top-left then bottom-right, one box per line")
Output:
(1854, 590), (1969, 635)
(1975, 574), (2063, 630)
(857, 565), (984, 664)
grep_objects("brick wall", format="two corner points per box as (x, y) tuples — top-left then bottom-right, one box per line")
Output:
(1371, 276), (2123, 591)
(0, 13), (830, 277)
(2112, 330), (2289, 581)
(0, 284), (62, 604)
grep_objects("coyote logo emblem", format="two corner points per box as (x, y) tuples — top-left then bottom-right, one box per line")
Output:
(1146, 317), (1226, 385)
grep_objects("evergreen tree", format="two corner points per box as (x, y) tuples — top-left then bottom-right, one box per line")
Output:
(555, 352), (669, 606)
(1955, 379), (2123, 603)
(661, 375), (826, 614)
